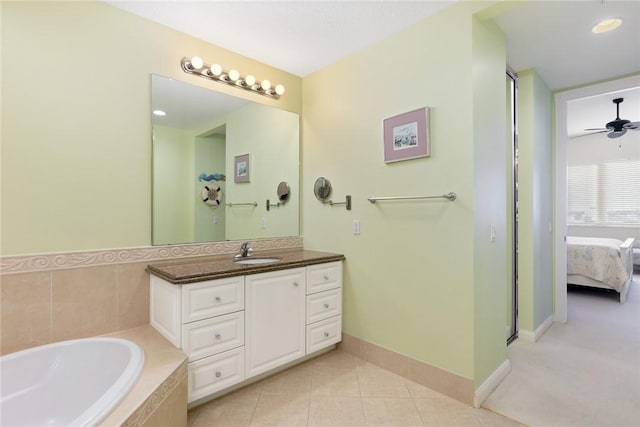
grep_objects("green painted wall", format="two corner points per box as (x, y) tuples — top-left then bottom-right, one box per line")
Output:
(194, 134), (226, 242)
(0, 1), (301, 256)
(471, 17), (508, 388)
(517, 70), (554, 332)
(302, 2), (508, 385)
(152, 126), (194, 244)
(224, 103), (300, 241)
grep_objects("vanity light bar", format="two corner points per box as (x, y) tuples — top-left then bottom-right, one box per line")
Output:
(180, 56), (285, 100)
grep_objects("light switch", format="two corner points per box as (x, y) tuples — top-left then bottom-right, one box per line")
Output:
(353, 220), (361, 235)
(489, 224), (496, 242)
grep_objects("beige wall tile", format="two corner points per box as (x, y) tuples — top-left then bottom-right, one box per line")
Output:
(0, 272), (51, 354)
(338, 333), (362, 358)
(117, 262), (150, 330)
(157, 377), (188, 427)
(360, 339), (411, 378)
(52, 266), (118, 341)
(409, 358), (474, 405)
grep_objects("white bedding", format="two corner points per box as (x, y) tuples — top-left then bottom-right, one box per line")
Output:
(567, 236), (630, 292)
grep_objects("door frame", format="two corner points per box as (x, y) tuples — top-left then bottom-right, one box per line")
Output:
(553, 74), (640, 323)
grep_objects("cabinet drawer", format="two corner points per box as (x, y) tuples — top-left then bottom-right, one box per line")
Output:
(306, 288), (342, 324)
(306, 262), (342, 295)
(182, 277), (244, 323)
(182, 311), (244, 362)
(188, 347), (245, 403)
(306, 316), (342, 354)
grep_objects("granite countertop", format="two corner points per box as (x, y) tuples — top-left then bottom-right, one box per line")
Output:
(146, 248), (345, 284)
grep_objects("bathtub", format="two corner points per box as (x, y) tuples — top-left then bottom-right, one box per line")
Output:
(1, 337), (144, 427)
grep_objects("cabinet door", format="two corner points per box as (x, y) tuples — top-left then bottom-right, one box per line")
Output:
(245, 268), (306, 378)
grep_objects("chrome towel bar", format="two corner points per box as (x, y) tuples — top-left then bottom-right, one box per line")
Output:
(226, 201), (258, 207)
(367, 192), (456, 203)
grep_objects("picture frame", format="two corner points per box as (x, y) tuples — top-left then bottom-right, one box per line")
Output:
(383, 107), (430, 163)
(234, 153), (251, 183)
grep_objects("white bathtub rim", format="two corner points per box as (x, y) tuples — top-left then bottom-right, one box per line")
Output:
(1, 337), (145, 427)
(74, 338), (145, 426)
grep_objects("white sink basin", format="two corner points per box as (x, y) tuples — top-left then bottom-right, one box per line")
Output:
(234, 257), (281, 265)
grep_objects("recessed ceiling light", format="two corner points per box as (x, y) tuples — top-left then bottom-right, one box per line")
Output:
(153, 110), (166, 116)
(592, 18), (622, 34)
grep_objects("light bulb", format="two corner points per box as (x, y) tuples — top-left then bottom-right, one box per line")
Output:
(209, 64), (222, 76)
(244, 74), (256, 86)
(592, 18), (622, 33)
(261, 79), (271, 91)
(190, 56), (204, 70)
(153, 110), (166, 116)
(275, 84), (285, 95)
(228, 69), (240, 82)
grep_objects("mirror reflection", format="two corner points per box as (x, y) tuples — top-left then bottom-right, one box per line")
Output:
(151, 75), (300, 245)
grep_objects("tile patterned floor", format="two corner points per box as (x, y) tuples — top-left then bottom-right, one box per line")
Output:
(187, 349), (524, 427)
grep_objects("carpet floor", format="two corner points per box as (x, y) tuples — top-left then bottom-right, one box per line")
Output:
(483, 273), (640, 427)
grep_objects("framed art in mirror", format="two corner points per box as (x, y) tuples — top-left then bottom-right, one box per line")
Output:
(234, 153), (251, 183)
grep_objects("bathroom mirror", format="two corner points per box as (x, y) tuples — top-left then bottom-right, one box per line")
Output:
(151, 74), (300, 245)
(313, 177), (332, 201)
(277, 182), (291, 202)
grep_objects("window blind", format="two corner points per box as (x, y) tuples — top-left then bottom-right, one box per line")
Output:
(567, 159), (640, 225)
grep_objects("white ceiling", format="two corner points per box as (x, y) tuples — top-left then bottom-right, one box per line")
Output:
(106, 0), (455, 78)
(493, 0), (640, 91)
(108, 0), (640, 136)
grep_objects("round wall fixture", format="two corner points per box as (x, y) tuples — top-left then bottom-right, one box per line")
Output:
(277, 182), (291, 202)
(313, 177), (332, 202)
(202, 185), (222, 206)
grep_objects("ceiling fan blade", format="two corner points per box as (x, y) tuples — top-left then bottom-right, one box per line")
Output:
(570, 129), (609, 139)
(623, 121), (640, 130)
(584, 128), (607, 131)
(607, 128), (627, 139)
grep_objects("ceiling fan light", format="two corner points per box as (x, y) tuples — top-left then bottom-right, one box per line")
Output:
(592, 18), (622, 34)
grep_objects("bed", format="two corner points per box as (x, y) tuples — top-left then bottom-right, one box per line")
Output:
(567, 236), (635, 303)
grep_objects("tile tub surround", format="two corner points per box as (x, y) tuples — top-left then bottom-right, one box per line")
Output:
(146, 249), (345, 284)
(99, 326), (188, 427)
(0, 262), (151, 355)
(339, 333), (475, 406)
(0, 237), (302, 355)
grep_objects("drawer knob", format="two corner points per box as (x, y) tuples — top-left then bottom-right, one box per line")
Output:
(324, 332), (330, 338)
(293, 282), (299, 287)
(323, 275), (329, 281)
(324, 303), (330, 309)
(215, 371), (222, 378)
(215, 296), (222, 302)
(215, 333), (221, 340)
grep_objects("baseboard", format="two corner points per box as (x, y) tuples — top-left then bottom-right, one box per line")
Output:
(339, 333), (474, 405)
(519, 314), (554, 343)
(473, 359), (511, 408)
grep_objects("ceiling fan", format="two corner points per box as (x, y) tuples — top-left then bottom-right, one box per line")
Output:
(584, 97), (640, 139)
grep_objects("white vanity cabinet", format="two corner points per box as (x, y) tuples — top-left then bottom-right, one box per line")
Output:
(245, 268), (306, 378)
(305, 262), (343, 353)
(149, 258), (343, 404)
(150, 275), (246, 402)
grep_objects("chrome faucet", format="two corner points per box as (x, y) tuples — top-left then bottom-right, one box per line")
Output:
(235, 241), (253, 258)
